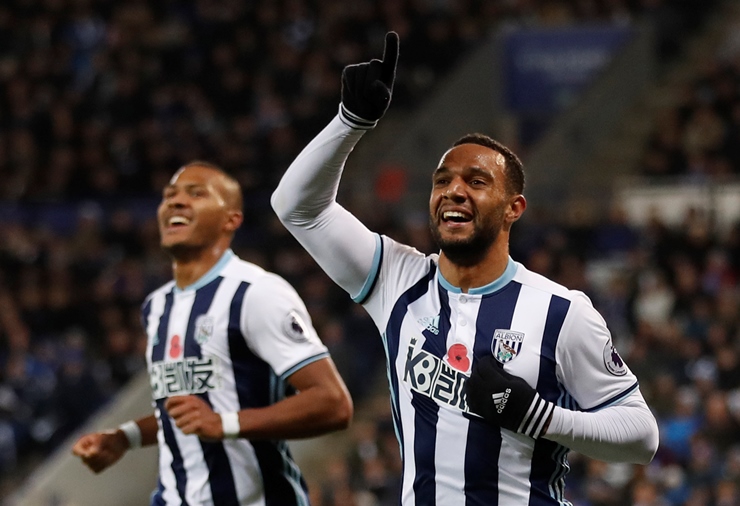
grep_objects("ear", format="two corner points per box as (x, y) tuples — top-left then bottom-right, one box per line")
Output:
(505, 194), (527, 224)
(223, 210), (243, 233)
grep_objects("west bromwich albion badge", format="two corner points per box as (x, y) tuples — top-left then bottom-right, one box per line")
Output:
(491, 329), (525, 364)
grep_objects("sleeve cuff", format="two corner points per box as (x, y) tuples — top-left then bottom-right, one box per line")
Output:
(339, 104), (378, 130)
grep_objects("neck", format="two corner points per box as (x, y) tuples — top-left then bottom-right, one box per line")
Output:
(169, 243), (230, 289)
(438, 239), (510, 293)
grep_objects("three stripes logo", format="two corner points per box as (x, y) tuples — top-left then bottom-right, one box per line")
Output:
(492, 388), (512, 414)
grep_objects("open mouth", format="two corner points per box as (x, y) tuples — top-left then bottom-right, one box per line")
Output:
(165, 216), (191, 230)
(441, 211), (472, 224)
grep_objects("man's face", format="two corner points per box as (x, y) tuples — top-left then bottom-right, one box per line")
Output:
(428, 143), (513, 265)
(157, 165), (234, 255)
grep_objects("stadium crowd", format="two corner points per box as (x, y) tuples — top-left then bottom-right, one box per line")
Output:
(0, 0), (733, 503)
(641, 51), (740, 180)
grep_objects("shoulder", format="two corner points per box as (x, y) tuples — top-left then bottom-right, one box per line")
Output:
(221, 255), (299, 300)
(380, 234), (438, 270)
(512, 261), (595, 310)
(143, 280), (176, 306)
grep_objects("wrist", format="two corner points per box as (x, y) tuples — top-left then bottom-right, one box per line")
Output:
(518, 394), (555, 439)
(338, 104), (378, 130)
(118, 420), (142, 449)
(220, 412), (240, 439)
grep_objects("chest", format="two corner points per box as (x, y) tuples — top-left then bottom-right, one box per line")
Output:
(393, 282), (557, 385)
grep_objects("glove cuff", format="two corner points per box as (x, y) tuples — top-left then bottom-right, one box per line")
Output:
(339, 104), (378, 130)
(517, 394), (555, 439)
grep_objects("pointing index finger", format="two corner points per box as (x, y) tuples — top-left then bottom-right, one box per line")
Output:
(381, 31), (399, 86)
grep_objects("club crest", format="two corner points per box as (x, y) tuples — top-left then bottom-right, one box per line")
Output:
(491, 329), (525, 364)
(195, 315), (214, 345)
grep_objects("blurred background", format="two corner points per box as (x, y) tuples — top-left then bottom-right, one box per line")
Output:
(1, 0), (740, 504)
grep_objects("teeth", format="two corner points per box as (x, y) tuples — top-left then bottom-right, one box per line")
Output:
(169, 216), (190, 226)
(443, 211), (468, 220)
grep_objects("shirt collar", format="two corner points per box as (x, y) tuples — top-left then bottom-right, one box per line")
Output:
(438, 257), (517, 295)
(174, 249), (234, 293)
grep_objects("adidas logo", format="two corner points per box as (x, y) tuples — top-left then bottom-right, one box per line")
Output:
(492, 388), (512, 414)
(418, 315), (440, 335)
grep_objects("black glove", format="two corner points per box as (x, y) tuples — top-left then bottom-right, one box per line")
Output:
(340, 31), (399, 127)
(466, 355), (555, 439)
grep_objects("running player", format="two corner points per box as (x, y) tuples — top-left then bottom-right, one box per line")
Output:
(73, 161), (353, 505)
(271, 32), (658, 504)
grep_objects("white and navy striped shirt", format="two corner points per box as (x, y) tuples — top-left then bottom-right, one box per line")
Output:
(359, 236), (639, 506)
(142, 249), (328, 506)
(271, 113), (656, 505)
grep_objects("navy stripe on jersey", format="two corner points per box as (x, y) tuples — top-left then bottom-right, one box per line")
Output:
(464, 281), (522, 505)
(152, 290), (175, 362)
(228, 281), (271, 408)
(471, 282), (522, 357)
(252, 441), (307, 506)
(141, 298), (152, 337)
(537, 296), (570, 402)
(184, 277), (224, 360)
(584, 381), (639, 412)
(176, 276), (239, 505)
(227, 281), (308, 506)
(199, 440), (239, 506)
(529, 295), (571, 506)
(149, 291), (178, 505)
(463, 417), (503, 506)
(384, 261), (437, 494)
(150, 479), (165, 506)
(156, 398), (190, 506)
(411, 393), (438, 505)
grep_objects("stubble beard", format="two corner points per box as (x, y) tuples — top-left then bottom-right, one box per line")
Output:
(161, 239), (206, 262)
(429, 212), (503, 267)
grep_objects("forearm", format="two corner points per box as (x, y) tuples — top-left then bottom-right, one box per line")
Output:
(117, 414), (158, 449)
(270, 114), (378, 296)
(134, 414), (159, 447)
(236, 385), (352, 440)
(543, 393), (659, 464)
(271, 113), (366, 224)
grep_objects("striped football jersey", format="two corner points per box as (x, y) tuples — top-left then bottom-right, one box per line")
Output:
(142, 249), (328, 506)
(358, 235), (638, 505)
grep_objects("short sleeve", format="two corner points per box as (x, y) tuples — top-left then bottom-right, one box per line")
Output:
(241, 273), (328, 379)
(556, 293), (639, 411)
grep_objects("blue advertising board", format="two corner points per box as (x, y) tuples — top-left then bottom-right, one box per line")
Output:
(503, 25), (633, 114)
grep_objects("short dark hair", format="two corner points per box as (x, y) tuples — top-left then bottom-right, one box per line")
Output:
(452, 134), (525, 195)
(181, 160), (243, 211)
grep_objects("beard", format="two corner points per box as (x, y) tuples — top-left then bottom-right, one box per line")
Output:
(429, 209), (504, 267)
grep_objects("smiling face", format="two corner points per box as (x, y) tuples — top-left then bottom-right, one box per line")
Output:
(429, 143), (524, 266)
(157, 164), (243, 258)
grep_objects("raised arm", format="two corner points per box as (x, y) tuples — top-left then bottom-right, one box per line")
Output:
(271, 32), (399, 299)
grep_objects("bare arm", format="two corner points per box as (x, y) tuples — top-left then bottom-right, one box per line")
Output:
(72, 414), (158, 473)
(165, 357), (353, 440)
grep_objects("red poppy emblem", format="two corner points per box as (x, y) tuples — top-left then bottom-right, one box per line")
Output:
(446, 343), (470, 372)
(169, 334), (182, 358)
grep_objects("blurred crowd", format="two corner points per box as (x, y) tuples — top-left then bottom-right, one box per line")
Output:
(640, 54), (740, 180)
(0, 0), (734, 504)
